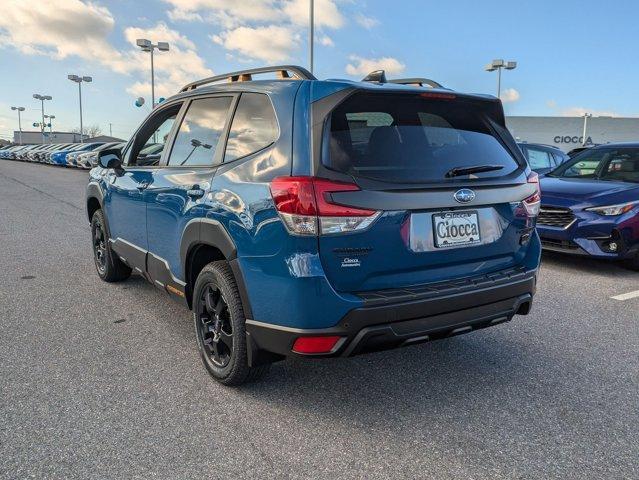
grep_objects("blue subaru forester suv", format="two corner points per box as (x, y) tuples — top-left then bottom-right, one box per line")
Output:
(87, 66), (541, 385)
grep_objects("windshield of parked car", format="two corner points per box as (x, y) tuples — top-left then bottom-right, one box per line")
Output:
(324, 92), (521, 183)
(550, 147), (639, 183)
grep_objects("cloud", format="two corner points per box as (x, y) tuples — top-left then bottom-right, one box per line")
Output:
(123, 23), (213, 98)
(547, 100), (620, 117)
(0, 0), (128, 72)
(345, 55), (406, 77)
(355, 14), (379, 29)
(0, 2), (213, 100)
(500, 88), (520, 103)
(559, 107), (620, 118)
(164, 0), (283, 26)
(283, 0), (344, 29)
(212, 25), (300, 63)
(319, 35), (334, 47)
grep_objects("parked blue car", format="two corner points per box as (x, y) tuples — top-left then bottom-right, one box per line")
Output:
(87, 65), (541, 385)
(538, 143), (639, 269)
(51, 143), (99, 166)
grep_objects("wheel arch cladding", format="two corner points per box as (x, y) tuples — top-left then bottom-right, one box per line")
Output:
(86, 182), (104, 222)
(181, 219), (244, 310)
(87, 197), (101, 222)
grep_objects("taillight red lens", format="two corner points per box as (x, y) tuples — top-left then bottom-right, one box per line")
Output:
(270, 176), (376, 217)
(292, 336), (343, 354)
(270, 177), (317, 215)
(312, 178), (376, 217)
(270, 177), (381, 235)
(523, 172), (541, 216)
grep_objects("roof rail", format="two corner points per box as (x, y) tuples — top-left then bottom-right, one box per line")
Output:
(180, 65), (316, 92)
(389, 78), (445, 89)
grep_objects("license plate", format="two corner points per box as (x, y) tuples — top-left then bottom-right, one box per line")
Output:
(432, 211), (481, 248)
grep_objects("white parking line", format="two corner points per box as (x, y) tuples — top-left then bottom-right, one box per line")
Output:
(611, 290), (639, 301)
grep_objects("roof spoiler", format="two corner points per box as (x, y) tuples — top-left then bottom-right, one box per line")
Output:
(180, 65), (316, 92)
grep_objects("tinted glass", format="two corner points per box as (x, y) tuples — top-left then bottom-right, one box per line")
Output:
(125, 106), (180, 166)
(224, 93), (278, 162)
(325, 93), (519, 183)
(552, 151), (567, 166)
(552, 147), (639, 182)
(526, 147), (552, 169)
(168, 97), (232, 167)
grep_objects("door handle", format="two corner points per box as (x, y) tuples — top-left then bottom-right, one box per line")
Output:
(187, 185), (205, 199)
(136, 181), (149, 191)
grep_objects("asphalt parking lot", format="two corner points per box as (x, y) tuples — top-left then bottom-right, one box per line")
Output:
(0, 161), (637, 479)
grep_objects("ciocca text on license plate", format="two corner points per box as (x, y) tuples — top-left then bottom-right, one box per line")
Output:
(432, 211), (481, 248)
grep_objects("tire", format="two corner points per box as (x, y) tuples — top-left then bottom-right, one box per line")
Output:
(193, 261), (270, 386)
(626, 253), (639, 271)
(90, 209), (131, 282)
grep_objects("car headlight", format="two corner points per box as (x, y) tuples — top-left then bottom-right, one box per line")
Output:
(585, 201), (639, 216)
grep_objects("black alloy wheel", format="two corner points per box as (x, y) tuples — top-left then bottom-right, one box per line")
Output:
(92, 217), (107, 275)
(197, 284), (234, 368)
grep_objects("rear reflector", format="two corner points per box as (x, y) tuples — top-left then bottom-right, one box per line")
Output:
(292, 336), (343, 354)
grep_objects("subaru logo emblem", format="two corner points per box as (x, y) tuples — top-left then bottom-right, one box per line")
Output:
(454, 189), (475, 204)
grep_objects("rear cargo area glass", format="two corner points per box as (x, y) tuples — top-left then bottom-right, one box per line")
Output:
(324, 92), (519, 183)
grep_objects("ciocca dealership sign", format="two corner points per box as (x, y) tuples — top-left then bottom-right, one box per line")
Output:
(553, 135), (594, 145)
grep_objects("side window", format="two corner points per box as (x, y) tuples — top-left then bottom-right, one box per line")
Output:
(344, 112), (394, 155)
(526, 147), (552, 169)
(126, 104), (181, 166)
(224, 93), (278, 162)
(167, 96), (233, 167)
(552, 151), (567, 166)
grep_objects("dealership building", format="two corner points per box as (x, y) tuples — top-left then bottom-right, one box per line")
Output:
(506, 116), (639, 152)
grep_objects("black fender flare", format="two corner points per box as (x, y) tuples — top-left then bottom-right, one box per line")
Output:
(180, 218), (237, 269)
(179, 219), (253, 317)
(86, 181), (104, 221)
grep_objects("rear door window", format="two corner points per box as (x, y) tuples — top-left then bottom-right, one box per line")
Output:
(526, 147), (553, 170)
(324, 92), (520, 183)
(167, 96), (233, 167)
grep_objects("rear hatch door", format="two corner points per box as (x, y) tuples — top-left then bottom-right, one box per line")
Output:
(315, 90), (537, 293)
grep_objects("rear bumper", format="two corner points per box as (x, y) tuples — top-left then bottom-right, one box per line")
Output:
(245, 268), (537, 363)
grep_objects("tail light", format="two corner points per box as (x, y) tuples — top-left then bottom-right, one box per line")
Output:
(522, 172), (541, 217)
(270, 176), (381, 236)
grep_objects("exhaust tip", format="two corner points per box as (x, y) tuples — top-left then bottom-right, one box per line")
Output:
(516, 301), (531, 315)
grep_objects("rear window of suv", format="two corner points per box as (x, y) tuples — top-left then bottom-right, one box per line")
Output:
(323, 92), (520, 183)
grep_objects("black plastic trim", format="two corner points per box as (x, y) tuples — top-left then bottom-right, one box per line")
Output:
(246, 269), (537, 358)
(180, 218), (237, 270)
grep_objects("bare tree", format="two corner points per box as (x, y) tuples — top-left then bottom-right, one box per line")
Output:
(71, 124), (103, 138)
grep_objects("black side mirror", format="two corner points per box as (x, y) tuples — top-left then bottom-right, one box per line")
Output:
(98, 148), (124, 172)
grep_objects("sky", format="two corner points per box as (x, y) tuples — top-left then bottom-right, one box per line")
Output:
(0, 0), (637, 141)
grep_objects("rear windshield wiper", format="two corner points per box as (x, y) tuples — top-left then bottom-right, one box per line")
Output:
(445, 164), (504, 178)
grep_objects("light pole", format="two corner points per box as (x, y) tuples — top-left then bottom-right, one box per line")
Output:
(485, 59), (517, 98)
(10, 106), (25, 145)
(68, 74), (92, 143)
(33, 94), (52, 144)
(44, 115), (56, 139)
(136, 39), (169, 108)
(582, 113), (592, 146)
(309, 0), (314, 74)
